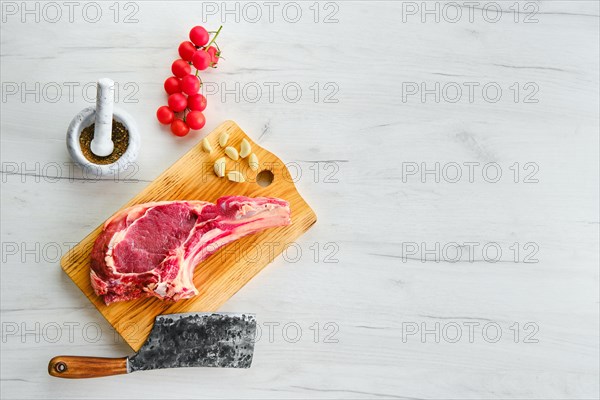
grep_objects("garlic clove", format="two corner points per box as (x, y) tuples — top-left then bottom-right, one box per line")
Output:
(225, 146), (239, 161)
(249, 153), (259, 171)
(240, 138), (251, 158)
(202, 137), (213, 153)
(218, 132), (229, 147)
(213, 157), (226, 177)
(227, 171), (245, 183)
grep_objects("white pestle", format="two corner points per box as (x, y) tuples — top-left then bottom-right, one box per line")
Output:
(90, 78), (115, 157)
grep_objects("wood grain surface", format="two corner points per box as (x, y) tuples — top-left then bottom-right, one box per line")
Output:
(60, 121), (317, 351)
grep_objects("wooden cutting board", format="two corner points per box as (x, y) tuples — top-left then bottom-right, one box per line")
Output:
(61, 120), (317, 351)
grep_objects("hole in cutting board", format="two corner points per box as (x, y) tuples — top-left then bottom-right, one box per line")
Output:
(256, 170), (274, 187)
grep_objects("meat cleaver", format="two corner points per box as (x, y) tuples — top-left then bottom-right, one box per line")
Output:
(48, 312), (256, 378)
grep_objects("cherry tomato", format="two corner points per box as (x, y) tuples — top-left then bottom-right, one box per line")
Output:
(178, 41), (197, 62)
(168, 93), (187, 112)
(207, 46), (219, 65)
(186, 111), (206, 130)
(156, 106), (174, 124)
(189, 26), (209, 47)
(192, 50), (211, 71)
(170, 118), (190, 137)
(164, 76), (181, 95)
(181, 74), (200, 95)
(187, 94), (207, 112)
(171, 59), (191, 78)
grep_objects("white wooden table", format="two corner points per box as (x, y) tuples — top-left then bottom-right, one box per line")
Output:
(1, 1), (598, 398)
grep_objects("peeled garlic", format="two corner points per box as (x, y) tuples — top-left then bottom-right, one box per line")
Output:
(202, 137), (213, 153)
(224, 146), (239, 161)
(227, 171), (245, 183)
(249, 153), (259, 171)
(219, 132), (229, 147)
(213, 157), (226, 177)
(240, 138), (251, 158)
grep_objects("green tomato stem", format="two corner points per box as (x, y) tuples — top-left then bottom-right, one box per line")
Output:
(205, 25), (223, 51)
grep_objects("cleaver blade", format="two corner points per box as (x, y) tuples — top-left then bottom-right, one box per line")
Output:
(129, 312), (256, 371)
(48, 312), (257, 379)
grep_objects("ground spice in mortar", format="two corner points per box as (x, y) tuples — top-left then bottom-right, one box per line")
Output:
(79, 119), (129, 165)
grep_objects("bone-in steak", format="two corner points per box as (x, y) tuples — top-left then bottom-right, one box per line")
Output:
(90, 196), (291, 304)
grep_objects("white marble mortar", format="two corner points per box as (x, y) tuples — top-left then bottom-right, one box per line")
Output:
(66, 106), (140, 176)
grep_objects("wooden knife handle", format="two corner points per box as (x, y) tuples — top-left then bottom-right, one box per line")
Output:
(48, 356), (128, 379)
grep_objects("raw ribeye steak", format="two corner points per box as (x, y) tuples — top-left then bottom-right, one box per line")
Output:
(90, 196), (290, 305)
